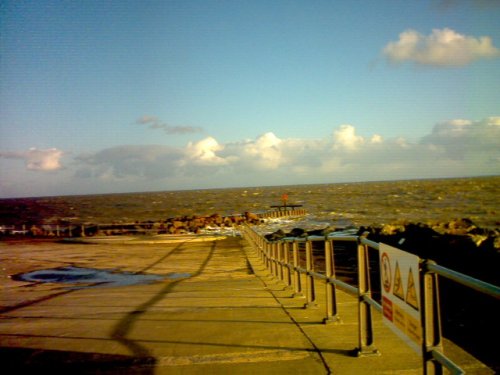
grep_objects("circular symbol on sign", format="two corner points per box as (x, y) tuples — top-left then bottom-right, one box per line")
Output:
(381, 252), (391, 293)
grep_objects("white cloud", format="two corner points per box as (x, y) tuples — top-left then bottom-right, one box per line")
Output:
(421, 116), (500, 159)
(239, 132), (283, 169)
(186, 137), (227, 165)
(0, 147), (64, 171)
(431, 118), (472, 137)
(75, 145), (184, 179)
(383, 28), (500, 66)
(332, 125), (366, 150)
(370, 134), (383, 144)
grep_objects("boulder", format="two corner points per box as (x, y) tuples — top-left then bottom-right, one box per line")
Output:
(265, 229), (286, 241)
(245, 212), (260, 221)
(172, 220), (184, 229)
(287, 228), (306, 237)
(307, 226), (336, 237)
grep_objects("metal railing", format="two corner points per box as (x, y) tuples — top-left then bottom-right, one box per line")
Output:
(242, 225), (500, 375)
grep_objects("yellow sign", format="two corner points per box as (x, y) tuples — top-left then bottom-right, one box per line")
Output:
(381, 252), (391, 293)
(393, 261), (405, 301)
(379, 244), (422, 355)
(405, 267), (419, 311)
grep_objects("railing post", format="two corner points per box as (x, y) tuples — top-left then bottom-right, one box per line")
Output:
(304, 239), (318, 308)
(265, 242), (271, 272)
(259, 236), (265, 261)
(356, 241), (379, 356)
(292, 241), (303, 297)
(272, 242), (278, 276)
(260, 237), (267, 264)
(277, 242), (284, 281)
(324, 238), (340, 323)
(422, 260), (444, 375)
(283, 241), (292, 288)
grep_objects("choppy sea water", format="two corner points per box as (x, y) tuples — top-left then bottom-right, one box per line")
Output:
(1, 176), (498, 230)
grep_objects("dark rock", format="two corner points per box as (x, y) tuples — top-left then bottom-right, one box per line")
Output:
(245, 212), (260, 221)
(307, 226), (336, 237)
(265, 229), (286, 241)
(287, 228), (305, 237)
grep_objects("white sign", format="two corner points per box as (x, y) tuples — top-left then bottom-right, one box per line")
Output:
(379, 243), (422, 354)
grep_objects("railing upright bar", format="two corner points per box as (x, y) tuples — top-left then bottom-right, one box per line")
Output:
(278, 242), (284, 282)
(271, 242), (278, 276)
(283, 241), (292, 287)
(270, 242), (275, 276)
(261, 236), (267, 265)
(304, 239), (318, 308)
(324, 238), (340, 323)
(292, 241), (303, 297)
(275, 241), (280, 280)
(265, 242), (271, 272)
(356, 241), (379, 356)
(421, 260), (445, 375)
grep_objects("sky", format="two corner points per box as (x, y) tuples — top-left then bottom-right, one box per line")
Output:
(1, 0), (499, 198)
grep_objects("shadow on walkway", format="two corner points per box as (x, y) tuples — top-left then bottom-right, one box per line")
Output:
(110, 240), (217, 361)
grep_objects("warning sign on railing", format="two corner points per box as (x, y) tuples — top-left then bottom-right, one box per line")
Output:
(380, 243), (422, 354)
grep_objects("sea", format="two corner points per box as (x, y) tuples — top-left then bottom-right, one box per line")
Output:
(1, 176), (498, 231)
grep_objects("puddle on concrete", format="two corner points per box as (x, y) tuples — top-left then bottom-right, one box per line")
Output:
(11, 266), (166, 289)
(165, 272), (192, 279)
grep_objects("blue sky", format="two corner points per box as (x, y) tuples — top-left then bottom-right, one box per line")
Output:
(1, 0), (499, 197)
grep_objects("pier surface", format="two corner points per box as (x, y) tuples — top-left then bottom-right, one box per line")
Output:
(0, 237), (493, 374)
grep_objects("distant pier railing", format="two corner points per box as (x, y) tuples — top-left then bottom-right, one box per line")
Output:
(259, 208), (307, 218)
(242, 224), (500, 374)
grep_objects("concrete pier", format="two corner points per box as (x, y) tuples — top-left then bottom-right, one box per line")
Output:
(0, 237), (493, 374)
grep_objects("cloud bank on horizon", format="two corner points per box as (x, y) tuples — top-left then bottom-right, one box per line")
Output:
(1, 117), (498, 197)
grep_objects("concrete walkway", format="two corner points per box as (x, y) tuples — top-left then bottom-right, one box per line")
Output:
(0, 237), (493, 374)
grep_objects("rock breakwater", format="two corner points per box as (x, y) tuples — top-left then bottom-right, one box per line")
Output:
(1, 211), (306, 238)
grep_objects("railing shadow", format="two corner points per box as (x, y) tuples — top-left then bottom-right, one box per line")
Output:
(110, 239), (217, 361)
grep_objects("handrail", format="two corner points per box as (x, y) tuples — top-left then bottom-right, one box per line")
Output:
(431, 350), (465, 375)
(263, 231), (499, 300)
(362, 294), (382, 313)
(242, 224), (499, 374)
(330, 278), (359, 296)
(427, 262), (500, 299)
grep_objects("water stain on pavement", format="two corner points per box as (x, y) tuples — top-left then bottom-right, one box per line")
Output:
(11, 266), (165, 289)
